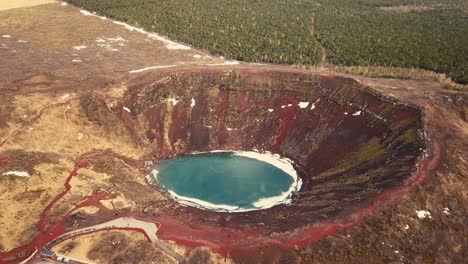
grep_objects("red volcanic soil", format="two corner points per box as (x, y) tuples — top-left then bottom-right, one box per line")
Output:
(88, 70), (432, 250)
(0, 68), (459, 263)
(0, 156), (9, 166)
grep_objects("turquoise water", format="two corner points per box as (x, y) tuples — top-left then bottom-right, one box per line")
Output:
(153, 152), (295, 211)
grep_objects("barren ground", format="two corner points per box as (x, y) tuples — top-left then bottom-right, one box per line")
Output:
(0, 0), (55, 11)
(0, 2), (466, 264)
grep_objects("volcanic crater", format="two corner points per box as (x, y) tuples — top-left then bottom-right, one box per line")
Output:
(81, 69), (427, 235)
(2, 3), (465, 263)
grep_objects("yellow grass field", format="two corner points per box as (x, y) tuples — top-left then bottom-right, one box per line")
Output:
(0, 0), (55, 11)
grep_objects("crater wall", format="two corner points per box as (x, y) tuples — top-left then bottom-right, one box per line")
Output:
(81, 69), (425, 231)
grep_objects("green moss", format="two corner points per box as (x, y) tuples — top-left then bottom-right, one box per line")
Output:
(378, 102), (395, 117)
(398, 115), (418, 129)
(316, 137), (386, 179)
(337, 174), (370, 185)
(398, 128), (417, 144)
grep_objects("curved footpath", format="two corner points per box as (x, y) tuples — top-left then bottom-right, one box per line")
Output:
(40, 217), (184, 263)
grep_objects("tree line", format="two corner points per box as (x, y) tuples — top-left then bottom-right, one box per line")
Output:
(67, 0), (467, 84)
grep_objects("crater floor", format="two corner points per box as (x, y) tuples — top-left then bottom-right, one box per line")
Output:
(0, 2), (467, 264)
(117, 69), (426, 234)
(152, 151), (299, 212)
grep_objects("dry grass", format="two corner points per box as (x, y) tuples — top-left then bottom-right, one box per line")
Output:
(300, 65), (468, 91)
(0, 0), (55, 11)
(2, 98), (146, 159)
(0, 158), (74, 251)
(53, 230), (177, 264)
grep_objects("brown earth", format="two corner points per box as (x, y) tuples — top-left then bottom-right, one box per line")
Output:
(0, 2), (466, 264)
(0, 0), (55, 11)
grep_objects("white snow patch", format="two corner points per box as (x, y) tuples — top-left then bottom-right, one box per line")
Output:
(311, 98), (320, 110)
(281, 105), (286, 109)
(226, 127), (234, 131)
(204, 60), (240, 66)
(268, 108), (274, 112)
(3, 171), (30, 177)
(129, 65), (176, 74)
(287, 103), (293, 107)
(145, 169), (156, 184)
(167, 98), (179, 106)
(193, 54), (212, 60)
(102, 46), (118, 52)
(404, 224), (409, 230)
(73, 45), (87, 50)
(112, 21), (138, 32)
(96, 37), (122, 51)
(252, 190), (291, 208)
(111, 20), (190, 50)
(96, 36), (126, 51)
(443, 207), (451, 215)
(298, 102), (309, 109)
(352, 110), (362, 116)
(191, 98), (196, 107)
(77, 133), (84, 140)
(394, 251), (399, 254)
(80, 10), (107, 20)
(344, 112), (348, 115)
(26, 127), (33, 132)
(2, 35), (11, 38)
(72, 59), (82, 63)
(61, 2), (67, 6)
(123, 107), (131, 113)
(167, 190), (240, 211)
(79, 10), (93, 16)
(234, 151), (301, 210)
(416, 210), (432, 219)
(17, 40), (28, 43)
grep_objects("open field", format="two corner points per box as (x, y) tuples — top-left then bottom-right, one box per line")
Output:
(66, 0), (468, 84)
(0, 2), (467, 264)
(0, 0), (55, 11)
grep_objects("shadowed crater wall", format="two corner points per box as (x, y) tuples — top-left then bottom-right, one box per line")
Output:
(82, 69), (425, 232)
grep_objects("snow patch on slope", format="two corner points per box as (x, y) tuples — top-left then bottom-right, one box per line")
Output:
(416, 210), (432, 219)
(3, 171), (30, 177)
(73, 45), (87, 50)
(129, 65), (176, 73)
